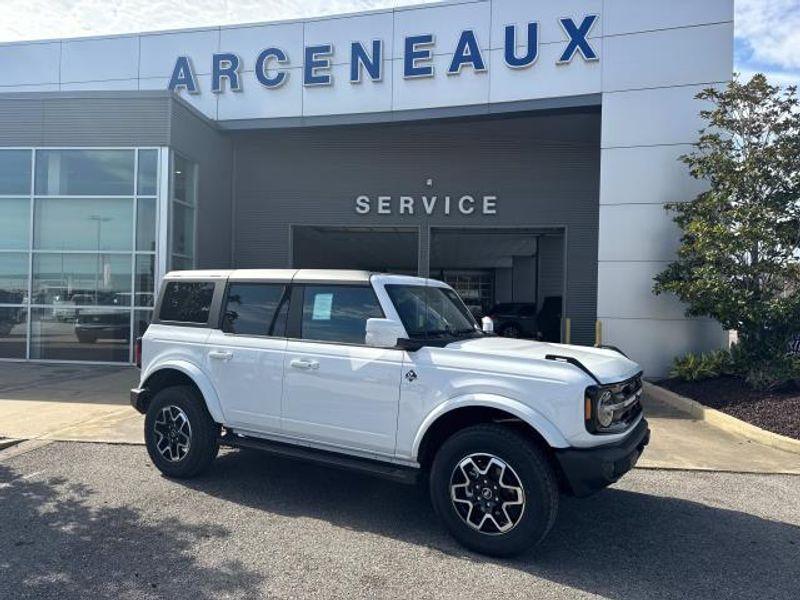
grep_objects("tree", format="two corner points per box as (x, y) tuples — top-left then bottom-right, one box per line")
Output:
(653, 74), (800, 388)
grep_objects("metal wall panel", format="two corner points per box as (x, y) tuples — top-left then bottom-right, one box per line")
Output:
(232, 110), (601, 344)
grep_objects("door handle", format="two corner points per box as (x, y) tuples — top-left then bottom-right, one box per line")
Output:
(208, 350), (233, 361)
(290, 358), (319, 370)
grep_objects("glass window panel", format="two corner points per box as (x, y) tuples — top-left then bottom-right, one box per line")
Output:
(0, 307), (27, 358)
(159, 281), (214, 324)
(35, 150), (135, 196)
(30, 307), (130, 362)
(135, 255), (155, 307)
(136, 197), (156, 252)
(33, 253), (132, 306)
(222, 283), (286, 336)
(0, 253), (28, 302)
(134, 309), (152, 342)
(172, 203), (194, 258)
(300, 285), (383, 344)
(0, 198), (30, 250)
(137, 150), (158, 196)
(171, 255), (193, 271)
(172, 154), (196, 205)
(34, 197), (133, 251)
(0, 150), (32, 195)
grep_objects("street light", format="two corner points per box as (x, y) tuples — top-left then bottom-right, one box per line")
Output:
(88, 215), (112, 303)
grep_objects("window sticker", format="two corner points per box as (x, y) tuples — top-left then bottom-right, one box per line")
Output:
(311, 293), (333, 320)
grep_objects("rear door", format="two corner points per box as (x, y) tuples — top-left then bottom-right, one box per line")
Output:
(205, 280), (290, 433)
(281, 283), (403, 455)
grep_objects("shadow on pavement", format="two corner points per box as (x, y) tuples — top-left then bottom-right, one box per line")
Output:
(0, 461), (263, 600)
(181, 449), (800, 600)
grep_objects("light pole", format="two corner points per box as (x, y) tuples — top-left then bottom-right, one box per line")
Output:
(88, 215), (112, 303)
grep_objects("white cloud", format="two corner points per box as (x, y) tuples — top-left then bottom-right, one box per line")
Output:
(735, 0), (800, 70)
(0, 0), (439, 42)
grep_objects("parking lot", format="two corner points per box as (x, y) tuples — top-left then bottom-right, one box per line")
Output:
(2, 441), (798, 600)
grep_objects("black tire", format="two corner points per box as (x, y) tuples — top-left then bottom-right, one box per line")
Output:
(144, 385), (220, 478)
(429, 424), (559, 557)
(500, 325), (521, 338)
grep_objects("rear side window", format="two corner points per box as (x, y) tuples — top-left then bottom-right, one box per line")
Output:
(159, 281), (215, 324)
(222, 283), (287, 336)
(300, 285), (383, 344)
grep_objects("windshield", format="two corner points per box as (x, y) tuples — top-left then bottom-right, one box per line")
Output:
(385, 284), (480, 339)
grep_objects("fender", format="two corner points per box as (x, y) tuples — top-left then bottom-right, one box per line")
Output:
(141, 359), (226, 423)
(411, 393), (570, 460)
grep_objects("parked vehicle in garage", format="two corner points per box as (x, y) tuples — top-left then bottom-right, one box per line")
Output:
(131, 270), (648, 557)
(487, 303), (540, 338)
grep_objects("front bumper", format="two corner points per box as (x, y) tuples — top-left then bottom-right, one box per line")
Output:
(554, 418), (650, 497)
(130, 387), (149, 414)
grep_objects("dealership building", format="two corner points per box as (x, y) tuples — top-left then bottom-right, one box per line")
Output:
(0, 0), (734, 375)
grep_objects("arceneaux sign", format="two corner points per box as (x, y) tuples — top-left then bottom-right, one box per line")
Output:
(168, 15), (599, 94)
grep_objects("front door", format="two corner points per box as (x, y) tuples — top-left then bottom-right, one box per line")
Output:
(281, 284), (403, 455)
(205, 281), (289, 433)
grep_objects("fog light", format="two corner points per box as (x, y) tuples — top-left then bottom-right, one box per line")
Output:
(597, 390), (615, 428)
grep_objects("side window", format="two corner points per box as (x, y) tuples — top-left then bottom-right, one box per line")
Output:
(300, 285), (383, 344)
(519, 305), (538, 317)
(222, 283), (287, 336)
(159, 281), (215, 324)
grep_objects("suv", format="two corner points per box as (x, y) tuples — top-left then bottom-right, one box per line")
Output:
(132, 270), (648, 556)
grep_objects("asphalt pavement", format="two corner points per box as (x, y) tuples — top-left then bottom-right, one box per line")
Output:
(1, 441), (798, 600)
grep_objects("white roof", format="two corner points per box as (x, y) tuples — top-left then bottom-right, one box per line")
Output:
(162, 269), (447, 288)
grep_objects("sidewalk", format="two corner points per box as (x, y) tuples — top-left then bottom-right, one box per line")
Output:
(1, 363), (798, 474)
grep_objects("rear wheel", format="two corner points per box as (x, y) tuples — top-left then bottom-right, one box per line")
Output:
(429, 424), (558, 557)
(144, 385), (220, 478)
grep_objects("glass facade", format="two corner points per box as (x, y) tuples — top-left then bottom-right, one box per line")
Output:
(170, 153), (197, 270)
(0, 148), (164, 363)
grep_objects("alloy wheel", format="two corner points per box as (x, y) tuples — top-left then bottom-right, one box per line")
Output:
(449, 453), (525, 535)
(153, 405), (192, 462)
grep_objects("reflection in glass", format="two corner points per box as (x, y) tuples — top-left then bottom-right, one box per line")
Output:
(173, 154), (196, 205)
(134, 310), (152, 342)
(35, 150), (135, 196)
(172, 203), (194, 258)
(30, 307), (130, 362)
(0, 254), (28, 302)
(34, 198), (133, 251)
(0, 198), (30, 250)
(136, 197), (156, 252)
(135, 255), (155, 307)
(0, 307), (26, 358)
(32, 253), (132, 306)
(0, 150), (32, 195)
(138, 150), (158, 196)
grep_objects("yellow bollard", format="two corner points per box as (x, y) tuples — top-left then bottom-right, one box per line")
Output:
(563, 318), (571, 345)
(595, 320), (603, 347)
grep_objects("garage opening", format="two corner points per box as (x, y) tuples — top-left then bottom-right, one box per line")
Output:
(292, 226), (419, 274)
(430, 228), (565, 342)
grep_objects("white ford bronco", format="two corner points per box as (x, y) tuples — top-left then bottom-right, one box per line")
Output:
(132, 269), (649, 556)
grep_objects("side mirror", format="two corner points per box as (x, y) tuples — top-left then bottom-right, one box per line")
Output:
(365, 318), (406, 349)
(481, 316), (494, 334)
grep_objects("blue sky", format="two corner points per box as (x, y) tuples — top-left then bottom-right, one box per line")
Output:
(0, 0), (797, 87)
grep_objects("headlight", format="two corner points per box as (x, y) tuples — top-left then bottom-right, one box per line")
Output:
(596, 389), (615, 428)
(585, 376), (643, 434)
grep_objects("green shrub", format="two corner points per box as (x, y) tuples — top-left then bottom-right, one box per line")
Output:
(670, 345), (800, 390)
(670, 352), (721, 381)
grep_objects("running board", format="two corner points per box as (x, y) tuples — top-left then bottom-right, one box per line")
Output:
(219, 433), (420, 485)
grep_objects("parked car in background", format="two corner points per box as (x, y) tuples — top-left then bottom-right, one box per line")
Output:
(132, 270), (648, 557)
(487, 303), (540, 338)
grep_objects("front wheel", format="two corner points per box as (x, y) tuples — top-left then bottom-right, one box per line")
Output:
(429, 424), (559, 557)
(144, 385), (220, 478)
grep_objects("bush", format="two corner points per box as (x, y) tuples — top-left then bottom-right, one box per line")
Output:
(670, 346), (799, 390)
(670, 350), (734, 382)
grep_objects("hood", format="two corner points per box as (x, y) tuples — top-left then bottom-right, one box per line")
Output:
(446, 336), (642, 384)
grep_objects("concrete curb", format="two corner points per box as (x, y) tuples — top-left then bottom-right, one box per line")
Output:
(646, 382), (800, 456)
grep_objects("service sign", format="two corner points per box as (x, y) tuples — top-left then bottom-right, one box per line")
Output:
(168, 15), (599, 94)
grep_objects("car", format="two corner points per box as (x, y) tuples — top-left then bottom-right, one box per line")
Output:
(131, 269), (649, 557)
(487, 302), (540, 338)
(74, 308), (130, 343)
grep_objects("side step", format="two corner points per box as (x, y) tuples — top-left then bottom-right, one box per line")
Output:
(219, 433), (420, 485)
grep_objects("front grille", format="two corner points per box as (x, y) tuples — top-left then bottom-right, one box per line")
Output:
(609, 373), (643, 428)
